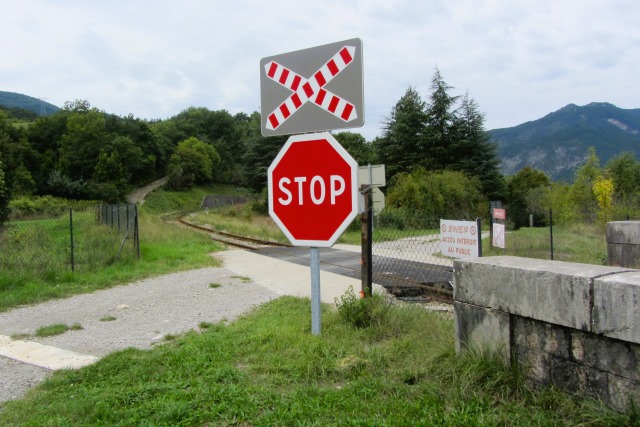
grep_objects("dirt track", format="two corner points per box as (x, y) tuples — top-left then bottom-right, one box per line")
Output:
(126, 176), (168, 205)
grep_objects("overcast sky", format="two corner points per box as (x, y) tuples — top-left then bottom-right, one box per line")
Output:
(2, 0), (638, 140)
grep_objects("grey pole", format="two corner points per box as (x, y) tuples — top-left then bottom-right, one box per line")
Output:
(310, 247), (321, 335)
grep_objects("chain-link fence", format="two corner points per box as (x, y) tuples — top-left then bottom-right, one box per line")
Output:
(367, 207), (619, 297)
(96, 203), (140, 262)
(0, 205), (139, 281)
(368, 209), (478, 297)
(484, 209), (609, 265)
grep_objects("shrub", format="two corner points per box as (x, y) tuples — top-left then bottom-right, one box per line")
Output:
(387, 168), (486, 220)
(335, 286), (389, 329)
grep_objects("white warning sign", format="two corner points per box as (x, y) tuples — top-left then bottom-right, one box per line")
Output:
(493, 223), (505, 249)
(440, 219), (479, 258)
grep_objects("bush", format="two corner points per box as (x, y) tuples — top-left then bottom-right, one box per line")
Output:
(9, 195), (95, 220)
(246, 190), (269, 216)
(0, 156), (8, 225)
(335, 286), (389, 329)
(387, 168), (486, 220)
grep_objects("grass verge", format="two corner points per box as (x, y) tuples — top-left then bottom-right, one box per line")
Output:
(0, 297), (633, 426)
(482, 223), (608, 265)
(0, 210), (223, 312)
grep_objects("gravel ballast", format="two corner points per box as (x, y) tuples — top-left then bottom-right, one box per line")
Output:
(0, 267), (279, 403)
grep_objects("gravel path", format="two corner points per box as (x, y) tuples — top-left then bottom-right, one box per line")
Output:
(0, 267), (279, 404)
(126, 176), (168, 205)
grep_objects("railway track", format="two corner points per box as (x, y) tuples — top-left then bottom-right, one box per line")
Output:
(176, 218), (291, 250)
(176, 215), (453, 304)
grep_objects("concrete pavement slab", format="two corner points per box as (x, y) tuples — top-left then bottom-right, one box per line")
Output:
(0, 335), (98, 370)
(216, 249), (361, 303)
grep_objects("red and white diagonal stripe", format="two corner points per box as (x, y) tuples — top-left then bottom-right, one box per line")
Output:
(264, 45), (358, 130)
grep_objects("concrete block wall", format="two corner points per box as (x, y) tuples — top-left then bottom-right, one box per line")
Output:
(454, 256), (640, 411)
(607, 221), (640, 268)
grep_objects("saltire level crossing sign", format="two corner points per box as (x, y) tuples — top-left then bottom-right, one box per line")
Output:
(260, 38), (364, 137)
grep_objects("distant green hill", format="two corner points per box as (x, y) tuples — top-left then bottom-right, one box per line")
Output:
(489, 102), (640, 181)
(0, 91), (60, 117)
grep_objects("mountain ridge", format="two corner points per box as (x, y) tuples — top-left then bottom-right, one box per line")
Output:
(489, 102), (640, 181)
(0, 91), (60, 116)
(3, 90), (638, 183)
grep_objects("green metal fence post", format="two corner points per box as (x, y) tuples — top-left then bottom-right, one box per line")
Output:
(69, 208), (75, 272)
(135, 204), (141, 259)
(477, 217), (482, 257)
(550, 208), (554, 260)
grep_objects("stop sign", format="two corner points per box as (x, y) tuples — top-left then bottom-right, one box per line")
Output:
(268, 132), (359, 247)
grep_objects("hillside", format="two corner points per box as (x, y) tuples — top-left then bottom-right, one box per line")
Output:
(489, 102), (640, 181)
(0, 91), (60, 116)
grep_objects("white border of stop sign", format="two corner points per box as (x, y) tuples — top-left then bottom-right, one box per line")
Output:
(267, 132), (359, 247)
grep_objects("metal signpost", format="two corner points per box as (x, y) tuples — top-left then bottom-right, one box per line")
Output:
(358, 165), (385, 296)
(262, 39), (364, 335)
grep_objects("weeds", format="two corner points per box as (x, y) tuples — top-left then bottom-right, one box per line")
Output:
(35, 323), (83, 337)
(334, 286), (389, 329)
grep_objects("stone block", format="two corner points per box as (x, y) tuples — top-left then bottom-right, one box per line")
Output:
(512, 316), (571, 360)
(594, 271), (640, 344)
(607, 221), (640, 268)
(607, 221), (640, 245)
(454, 256), (628, 331)
(608, 374), (640, 412)
(454, 301), (510, 363)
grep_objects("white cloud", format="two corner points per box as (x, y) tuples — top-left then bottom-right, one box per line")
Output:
(1, 0), (638, 139)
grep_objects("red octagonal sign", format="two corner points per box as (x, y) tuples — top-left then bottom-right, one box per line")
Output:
(268, 132), (359, 247)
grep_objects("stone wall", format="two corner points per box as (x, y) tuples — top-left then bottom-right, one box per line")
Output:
(454, 256), (640, 411)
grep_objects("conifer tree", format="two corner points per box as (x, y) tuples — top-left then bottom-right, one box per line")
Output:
(374, 87), (427, 180)
(422, 67), (459, 170)
(451, 93), (505, 200)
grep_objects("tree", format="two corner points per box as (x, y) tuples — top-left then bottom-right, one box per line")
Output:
(593, 175), (615, 224)
(451, 93), (505, 201)
(236, 111), (287, 191)
(57, 109), (107, 181)
(374, 87), (427, 180)
(0, 155), (8, 225)
(506, 166), (551, 228)
(167, 137), (221, 190)
(156, 107), (243, 184)
(571, 147), (602, 222)
(0, 111), (22, 220)
(104, 114), (166, 184)
(387, 168), (486, 219)
(422, 67), (459, 170)
(26, 111), (69, 192)
(333, 131), (373, 165)
(605, 152), (640, 204)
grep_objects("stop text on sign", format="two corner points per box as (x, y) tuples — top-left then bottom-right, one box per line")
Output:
(278, 175), (345, 206)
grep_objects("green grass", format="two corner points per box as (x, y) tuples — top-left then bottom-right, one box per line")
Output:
(143, 184), (253, 215)
(35, 323), (83, 337)
(188, 206), (289, 243)
(187, 204), (363, 246)
(483, 223), (608, 265)
(0, 208), (223, 312)
(0, 297), (633, 425)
